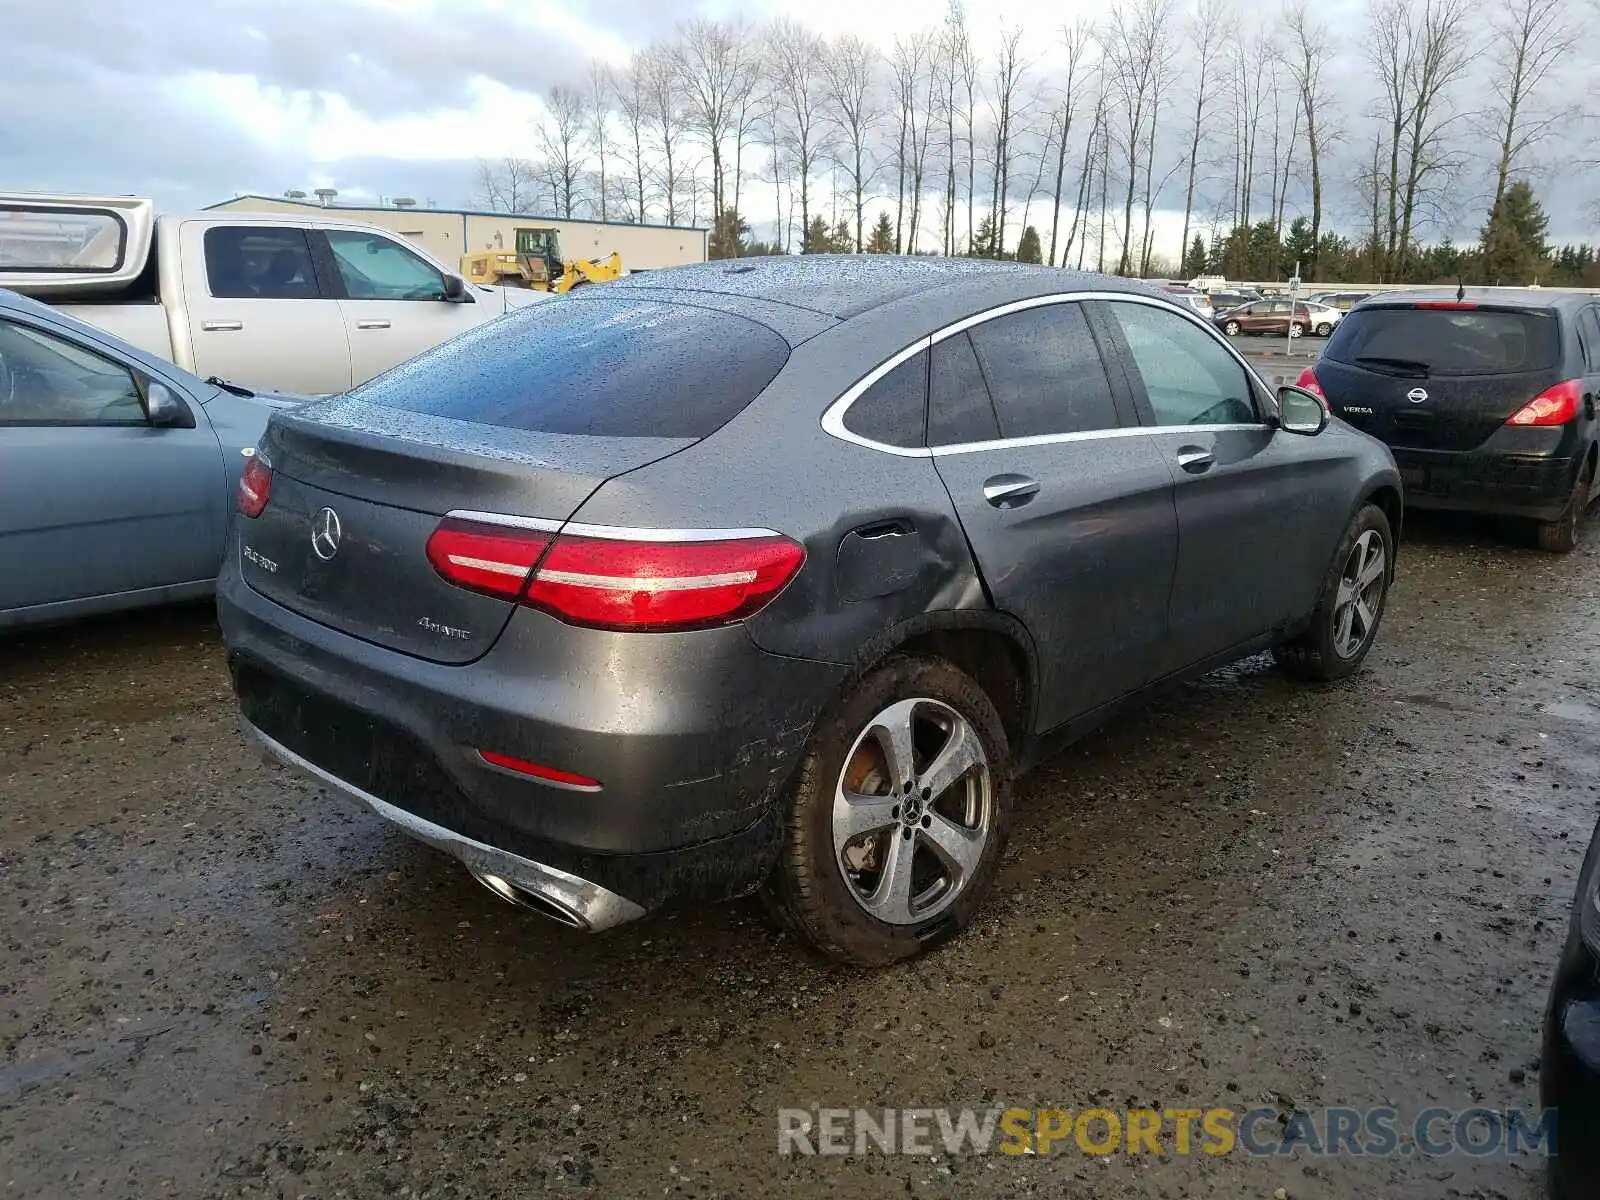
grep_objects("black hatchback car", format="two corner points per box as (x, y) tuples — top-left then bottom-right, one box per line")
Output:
(1299, 289), (1600, 551)
(1544, 812), (1600, 1197)
(221, 258), (1401, 965)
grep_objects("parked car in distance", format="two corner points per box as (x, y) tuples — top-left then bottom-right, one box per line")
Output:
(1543, 810), (1600, 1198)
(221, 257), (1401, 965)
(1307, 291), (1381, 313)
(1299, 289), (1600, 551)
(1167, 290), (1215, 319)
(0, 193), (548, 396)
(1214, 299), (1343, 338)
(1206, 289), (1262, 312)
(0, 288), (298, 630)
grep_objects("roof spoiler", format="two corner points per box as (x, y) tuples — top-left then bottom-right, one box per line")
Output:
(0, 193), (154, 296)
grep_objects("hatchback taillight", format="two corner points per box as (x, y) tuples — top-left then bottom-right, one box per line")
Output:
(425, 517), (806, 631)
(1506, 379), (1583, 427)
(1294, 366), (1325, 400)
(236, 452), (273, 518)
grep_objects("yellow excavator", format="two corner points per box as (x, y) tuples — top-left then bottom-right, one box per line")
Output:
(460, 227), (622, 293)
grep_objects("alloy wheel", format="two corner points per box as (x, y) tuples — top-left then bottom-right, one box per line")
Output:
(1332, 529), (1386, 658)
(830, 698), (993, 926)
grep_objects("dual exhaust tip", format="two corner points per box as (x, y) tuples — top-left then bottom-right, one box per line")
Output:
(470, 869), (589, 929)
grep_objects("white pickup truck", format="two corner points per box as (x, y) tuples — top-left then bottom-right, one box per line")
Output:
(0, 194), (546, 395)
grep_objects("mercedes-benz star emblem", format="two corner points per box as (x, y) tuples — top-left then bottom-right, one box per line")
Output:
(310, 507), (342, 561)
(1406, 387), (1429, 404)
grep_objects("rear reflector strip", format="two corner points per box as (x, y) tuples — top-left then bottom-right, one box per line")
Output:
(477, 749), (602, 791)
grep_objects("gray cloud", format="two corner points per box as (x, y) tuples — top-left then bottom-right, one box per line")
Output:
(0, 0), (702, 210)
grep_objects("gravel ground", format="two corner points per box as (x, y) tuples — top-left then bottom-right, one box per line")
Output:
(2, 511), (1597, 1200)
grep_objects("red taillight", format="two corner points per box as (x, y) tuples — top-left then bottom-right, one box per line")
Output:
(236, 453), (272, 518)
(1506, 379), (1583, 427)
(477, 749), (601, 790)
(1294, 366), (1325, 399)
(526, 532), (806, 631)
(426, 517), (806, 631)
(425, 517), (553, 598)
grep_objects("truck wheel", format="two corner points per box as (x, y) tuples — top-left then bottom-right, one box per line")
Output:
(1274, 503), (1392, 682)
(760, 655), (1013, 966)
(1536, 462), (1593, 553)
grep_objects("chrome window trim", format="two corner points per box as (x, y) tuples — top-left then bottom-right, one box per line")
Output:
(445, 510), (780, 542)
(820, 289), (1273, 458)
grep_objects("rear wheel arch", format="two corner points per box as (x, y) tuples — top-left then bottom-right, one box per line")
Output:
(1364, 484), (1404, 555)
(842, 611), (1038, 756)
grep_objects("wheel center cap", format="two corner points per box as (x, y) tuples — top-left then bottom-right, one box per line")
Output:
(901, 795), (922, 823)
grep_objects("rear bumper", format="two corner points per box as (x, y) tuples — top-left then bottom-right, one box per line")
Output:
(1542, 925), (1600, 1197)
(218, 561), (846, 913)
(1392, 448), (1578, 521)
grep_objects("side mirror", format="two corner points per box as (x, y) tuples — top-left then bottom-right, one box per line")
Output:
(1276, 385), (1328, 436)
(143, 380), (191, 428)
(441, 274), (467, 302)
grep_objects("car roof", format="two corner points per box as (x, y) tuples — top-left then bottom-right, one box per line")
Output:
(607, 255), (1167, 321)
(1362, 287), (1591, 313)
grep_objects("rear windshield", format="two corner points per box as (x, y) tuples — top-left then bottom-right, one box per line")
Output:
(351, 297), (790, 437)
(1324, 307), (1560, 376)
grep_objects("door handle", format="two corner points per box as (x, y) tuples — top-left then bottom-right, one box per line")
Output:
(201, 320), (243, 332)
(355, 319), (391, 330)
(1176, 447), (1215, 473)
(982, 475), (1040, 508)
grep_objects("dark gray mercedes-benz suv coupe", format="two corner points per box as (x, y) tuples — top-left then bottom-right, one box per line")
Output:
(220, 257), (1402, 965)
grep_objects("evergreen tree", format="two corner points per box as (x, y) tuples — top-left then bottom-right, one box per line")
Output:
(866, 212), (896, 254)
(708, 208), (750, 260)
(831, 219), (855, 253)
(971, 214), (1000, 259)
(1480, 180), (1550, 285)
(1016, 225), (1043, 264)
(1181, 234), (1207, 279)
(802, 215), (831, 254)
(1282, 217), (1315, 279)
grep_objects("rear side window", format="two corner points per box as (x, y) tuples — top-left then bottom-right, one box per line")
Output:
(1325, 307), (1561, 376)
(844, 351), (926, 447)
(351, 297), (790, 438)
(929, 331), (1001, 445)
(204, 227), (320, 300)
(966, 303), (1119, 438)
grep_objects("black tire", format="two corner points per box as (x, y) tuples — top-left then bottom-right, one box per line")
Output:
(1536, 462), (1592, 553)
(760, 655), (1013, 966)
(1274, 503), (1393, 682)
(1288, 322), (1305, 338)
(1314, 322), (1333, 337)
(1224, 320), (1241, 336)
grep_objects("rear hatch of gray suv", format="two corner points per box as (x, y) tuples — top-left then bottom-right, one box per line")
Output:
(236, 295), (792, 663)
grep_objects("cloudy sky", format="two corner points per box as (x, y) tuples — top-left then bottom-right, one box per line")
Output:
(4, 0), (1595, 258)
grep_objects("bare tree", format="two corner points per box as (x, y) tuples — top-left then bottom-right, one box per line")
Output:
(586, 62), (614, 222)
(1102, 0), (1176, 274)
(613, 60), (652, 222)
(1483, 0), (1576, 215)
(936, 4), (972, 254)
(770, 19), (830, 250)
(890, 32), (934, 252)
(823, 34), (883, 252)
(640, 45), (688, 225)
(1046, 20), (1094, 268)
(1065, 67), (1109, 268)
(986, 26), (1031, 255)
(536, 85), (588, 219)
(473, 157), (539, 213)
(1397, 0), (1479, 275)
(676, 18), (759, 227)
(1283, 0), (1336, 277)
(1227, 24), (1273, 228)
(1175, 0), (1228, 274)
